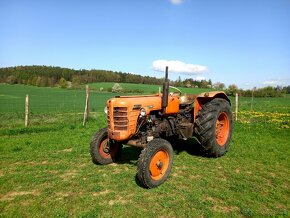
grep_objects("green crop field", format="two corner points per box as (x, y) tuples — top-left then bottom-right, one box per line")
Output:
(88, 82), (213, 94)
(0, 84), (289, 217)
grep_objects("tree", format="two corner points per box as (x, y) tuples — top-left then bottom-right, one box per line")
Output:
(226, 84), (239, 96)
(6, 75), (17, 84)
(59, 77), (67, 88)
(36, 77), (42, 86)
(112, 83), (123, 93)
(72, 75), (81, 88)
(213, 82), (225, 89)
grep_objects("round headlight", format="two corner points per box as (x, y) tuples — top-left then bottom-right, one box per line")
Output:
(140, 108), (146, 117)
(104, 107), (108, 114)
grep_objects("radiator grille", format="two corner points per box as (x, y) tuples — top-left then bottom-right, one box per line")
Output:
(113, 107), (128, 131)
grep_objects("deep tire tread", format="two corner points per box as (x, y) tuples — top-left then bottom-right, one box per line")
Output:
(194, 98), (233, 157)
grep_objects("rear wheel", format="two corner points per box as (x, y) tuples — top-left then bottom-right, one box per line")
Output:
(90, 128), (122, 165)
(194, 98), (233, 157)
(137, 138), (173, 188)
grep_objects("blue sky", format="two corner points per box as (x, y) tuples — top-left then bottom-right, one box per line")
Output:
(0, 0), (289, 88)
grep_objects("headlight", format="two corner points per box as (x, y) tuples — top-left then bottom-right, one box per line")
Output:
(104, 107), (108, 114)
(140, 108), (146, 117)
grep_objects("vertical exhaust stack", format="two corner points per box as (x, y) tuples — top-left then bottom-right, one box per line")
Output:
(162, 66), (169, 109)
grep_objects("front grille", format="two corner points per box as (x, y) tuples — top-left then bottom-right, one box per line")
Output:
(113, 107), (128, 131)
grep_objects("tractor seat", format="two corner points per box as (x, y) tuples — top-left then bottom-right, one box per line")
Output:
(179, 94), (196, 105)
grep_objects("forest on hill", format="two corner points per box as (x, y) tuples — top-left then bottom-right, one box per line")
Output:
(0, 65), (213, 89)
(0, 65), (289, 97)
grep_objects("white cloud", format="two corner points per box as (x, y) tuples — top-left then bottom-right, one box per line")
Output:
(152, 60), (208, 75)
(170, 0), (184, 5)
(263, 80), (279, 86)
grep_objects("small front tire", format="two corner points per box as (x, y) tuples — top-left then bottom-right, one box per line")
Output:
(137, 138), (173, 188)
(90, 128), (122, 165)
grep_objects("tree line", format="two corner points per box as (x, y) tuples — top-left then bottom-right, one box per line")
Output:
(0, 65), (214, 89)
(225, 84), (290, 97)
(0, 65), (165, 87)
(1, 65), (288, 96)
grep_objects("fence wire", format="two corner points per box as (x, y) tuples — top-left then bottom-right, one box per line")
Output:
(0, 85), (118, 127)
(1, 84), (289, 128)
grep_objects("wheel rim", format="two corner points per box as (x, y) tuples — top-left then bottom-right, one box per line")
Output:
(215, 112), (230, 146)
(99, 138), (111, 158)
(149, 149), (169, 181)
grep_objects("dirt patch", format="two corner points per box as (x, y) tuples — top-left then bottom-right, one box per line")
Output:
(203, 196), (222, 204)
(171, 173), (179, 177)
(62, 148), (73, 152)
(92, 189), (110, 196)
(59, 170), (78, 180)
(79, 163), (87, 168)
(108, 196), (129, 206)
(13, 161), (50, 166)
(0, 170), (4, 177)
(55, 192), (83, 199)
(0, 190), (40, 201)
(189, 174), (201, 179)
(212, 205), (239, 213)
(21, 199), (34, 206)
(56, 192), (72, 197)
(47, 170), (59, 174)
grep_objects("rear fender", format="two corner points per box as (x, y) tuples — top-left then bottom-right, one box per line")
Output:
(193, 91), (230, 122)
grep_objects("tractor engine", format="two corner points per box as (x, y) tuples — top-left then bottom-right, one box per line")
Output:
(106, 94), (195, 147)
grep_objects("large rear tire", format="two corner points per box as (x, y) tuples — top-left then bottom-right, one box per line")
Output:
(90, 128), (122, 165)
(194, 98), (233, 157)
(137, 138), (173, 188)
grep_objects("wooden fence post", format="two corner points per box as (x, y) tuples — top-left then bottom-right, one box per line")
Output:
(235, 93), (238, 121)
(83, 85), (90, 126)
(25, 94), (29, 127)
(251, 87), (255, 111)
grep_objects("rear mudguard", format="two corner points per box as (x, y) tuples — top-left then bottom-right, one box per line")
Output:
(193, 91), (230, 122)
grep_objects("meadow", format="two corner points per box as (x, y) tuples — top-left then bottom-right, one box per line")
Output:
(0, 84), (289, 217)
(88, 82), (213, 94)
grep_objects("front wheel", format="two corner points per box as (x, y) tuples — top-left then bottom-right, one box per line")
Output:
(137, 138), (173, 188)
(194, 98), (233, 157)
(90, 128), (122, 165)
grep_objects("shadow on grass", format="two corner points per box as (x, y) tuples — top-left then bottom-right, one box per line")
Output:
(116, 146), (142, 165)
(171, 137), (204, 157)
(116, 137), (203, 166)
(116, 138), (204, 189)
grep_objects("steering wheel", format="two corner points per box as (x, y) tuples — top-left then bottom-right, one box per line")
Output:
(169, 86), (182, 96)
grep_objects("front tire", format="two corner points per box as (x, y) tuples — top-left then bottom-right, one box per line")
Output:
(194, 98), (233, 157)
(137, 138), (173, 188)
(90, 128), (122, 165)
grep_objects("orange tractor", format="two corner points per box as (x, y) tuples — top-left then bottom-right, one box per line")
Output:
(90, 67), (233, 188)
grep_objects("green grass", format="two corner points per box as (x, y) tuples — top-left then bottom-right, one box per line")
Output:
(88, 82), (213, 94)
(0, 84), (117, 114)
(0, 84), (290, 217)
(0, 118), (289, 217)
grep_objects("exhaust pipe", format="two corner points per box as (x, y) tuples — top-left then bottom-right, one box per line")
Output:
(162, 66), (169, 109)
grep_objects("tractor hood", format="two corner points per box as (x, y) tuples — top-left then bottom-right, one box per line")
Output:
(107, 94), (162, 112)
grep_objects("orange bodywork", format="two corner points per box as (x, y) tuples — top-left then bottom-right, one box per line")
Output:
(107, 94), (179, 141)
(107, 91), (230, 142)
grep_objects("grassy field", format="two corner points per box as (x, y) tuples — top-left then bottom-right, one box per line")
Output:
(0, 84), (290, 217)
(87, 82), (213, 94)
(0, 83), (213, 128)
